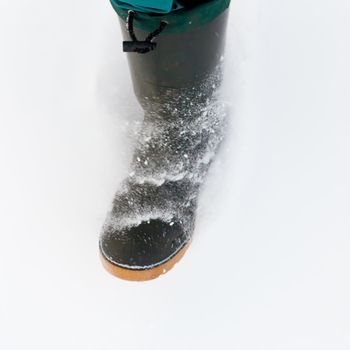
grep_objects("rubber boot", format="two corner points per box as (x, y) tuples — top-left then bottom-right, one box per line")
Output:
(100, 0), (231, 281)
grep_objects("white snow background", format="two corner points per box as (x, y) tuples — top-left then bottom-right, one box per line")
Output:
(1, 0), (350, 349)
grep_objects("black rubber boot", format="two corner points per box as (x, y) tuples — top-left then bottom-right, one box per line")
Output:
(100, 0), (230, 281)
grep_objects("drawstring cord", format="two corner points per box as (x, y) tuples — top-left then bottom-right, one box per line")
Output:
(123, 10), (168, 54)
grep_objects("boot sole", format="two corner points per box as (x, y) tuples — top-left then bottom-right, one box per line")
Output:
(100, 242), (190, 281)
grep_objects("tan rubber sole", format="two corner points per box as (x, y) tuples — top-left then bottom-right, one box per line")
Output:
(100, 242), (190, 281)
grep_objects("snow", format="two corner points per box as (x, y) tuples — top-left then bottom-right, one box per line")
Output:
(1, 0), (350, 349)
(101, 65), (227, 240)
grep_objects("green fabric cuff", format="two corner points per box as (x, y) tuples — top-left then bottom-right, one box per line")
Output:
(110, 0), (231, 34)
(114, 0), (183, 14)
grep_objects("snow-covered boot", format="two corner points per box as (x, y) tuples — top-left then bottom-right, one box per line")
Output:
(100, 0), (231, 281)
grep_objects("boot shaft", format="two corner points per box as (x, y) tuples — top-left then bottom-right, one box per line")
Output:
(114, 1), (230, 107)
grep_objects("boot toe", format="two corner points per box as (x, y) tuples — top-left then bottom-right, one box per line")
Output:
(100, 219), (188, 272)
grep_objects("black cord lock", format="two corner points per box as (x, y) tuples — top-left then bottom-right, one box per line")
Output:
(123, 10), (168, 54)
